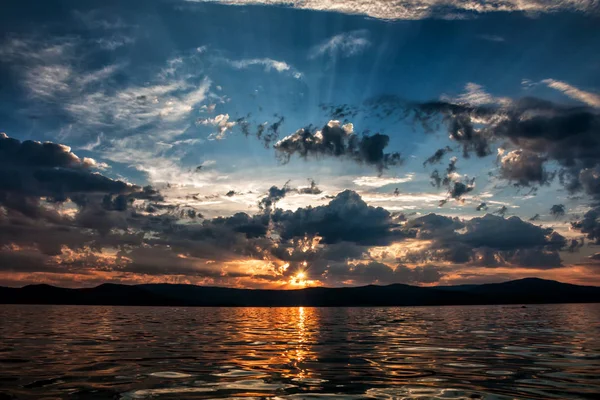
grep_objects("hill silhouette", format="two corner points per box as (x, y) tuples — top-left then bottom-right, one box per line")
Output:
(1, 278), (599, 307)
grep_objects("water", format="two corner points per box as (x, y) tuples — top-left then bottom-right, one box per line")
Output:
(0, 304), (599, 399)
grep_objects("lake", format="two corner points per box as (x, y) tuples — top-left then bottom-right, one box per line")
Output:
(0, 304), (599, 399)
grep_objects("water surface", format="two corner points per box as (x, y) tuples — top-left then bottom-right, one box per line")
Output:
(1, 304), (599, 399)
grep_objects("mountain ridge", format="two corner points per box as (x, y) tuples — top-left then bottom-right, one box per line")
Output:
(1, 278), (599, 307)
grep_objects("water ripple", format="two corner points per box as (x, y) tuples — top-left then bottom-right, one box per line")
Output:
(0, 304), (598, 399)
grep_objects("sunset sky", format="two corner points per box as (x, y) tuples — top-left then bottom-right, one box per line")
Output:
(1, 0), (600, 288)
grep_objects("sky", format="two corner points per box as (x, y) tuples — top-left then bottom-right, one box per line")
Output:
(1, 0), (600, 288)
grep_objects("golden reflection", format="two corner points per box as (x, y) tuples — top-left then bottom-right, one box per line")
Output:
(218, 307), (321, 383)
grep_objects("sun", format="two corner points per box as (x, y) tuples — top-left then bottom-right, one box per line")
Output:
(290, 271), (307, 286)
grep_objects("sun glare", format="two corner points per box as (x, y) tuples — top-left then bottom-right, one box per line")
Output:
(290, 270), (308, 286)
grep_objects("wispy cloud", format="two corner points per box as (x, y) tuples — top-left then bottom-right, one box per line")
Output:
(309, 30), (371, 59)
(187, 1), (598, 20)
(477, 34), (505, 42)
(543, 79), (600, 108)
(448, 82), (511, 106)
(225, 57), (302, 78)
(353, 174), (414, 188)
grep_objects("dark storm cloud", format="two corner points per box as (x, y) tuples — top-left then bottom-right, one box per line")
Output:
(578, 166), (600, 198)
(0, 133), (140, 204)
(403, 213), (566, 268)
(273, 190), (404, 246)
(325, 262), (444, 285)
(550, 204), (566, 218)
(0, 132), (92, 169)
(572, 206), (600, 244)
(461, 214), (564, 251)
(0, 133), (575, 279)
(0, 133), (170, 258)
(274, 120), (402, 173)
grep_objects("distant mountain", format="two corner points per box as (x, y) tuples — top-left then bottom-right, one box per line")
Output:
(1, 278), (599, 307)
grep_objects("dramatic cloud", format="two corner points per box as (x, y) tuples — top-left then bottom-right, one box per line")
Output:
(403, 213), (566, 268)
(273, 190), (402, 246)
(275, 120), (402, 172)
(407, 95), (600, 193)
(572, 206), (600, 244)
(2, 1), (598, 288)
(325, 262), (443, 285)
(309, 30), (371, 58)
(578, 166), (600, 198)
(0, 133), (137, 203)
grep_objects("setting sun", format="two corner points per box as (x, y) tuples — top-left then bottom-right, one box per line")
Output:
(290, 271), (308, 286)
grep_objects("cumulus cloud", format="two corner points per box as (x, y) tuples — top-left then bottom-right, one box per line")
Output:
(499, 149), (553, 187)
(198, 113), (237, 140)
(309, 30), (371, 58)
(404, 94), (600, 193)
(403, 213), (566, 268)
(0, 133), (136, 203)
(326, 262), (443, 285)
(275, 120), (402, 172)
(572, 206), (600, 244)
(0, 133), (167, 260)
(273, 190), (403, 246)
